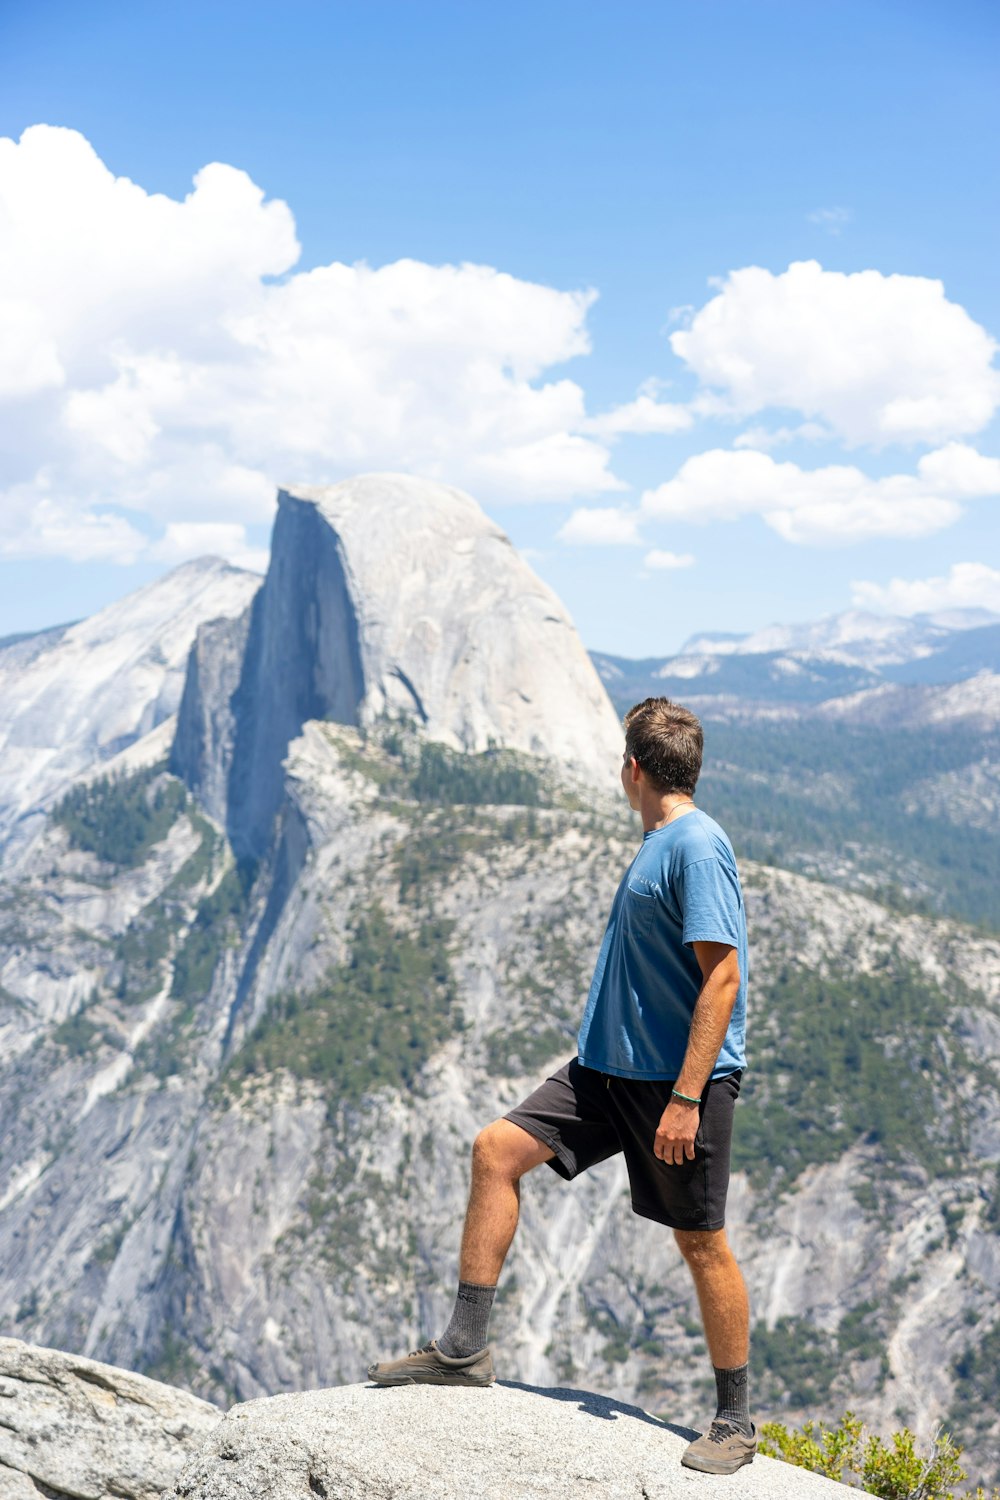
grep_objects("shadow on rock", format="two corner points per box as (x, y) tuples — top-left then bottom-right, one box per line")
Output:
(497, 1379), (699, 1441)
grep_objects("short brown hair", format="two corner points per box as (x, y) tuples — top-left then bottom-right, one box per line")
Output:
(623, 697), (703, 796)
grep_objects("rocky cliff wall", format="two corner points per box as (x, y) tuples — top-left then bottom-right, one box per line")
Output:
(170, 604), (258, 831)
(287, 474), (622, 777)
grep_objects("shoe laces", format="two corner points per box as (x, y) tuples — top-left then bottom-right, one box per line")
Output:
(707, 1420), (741, 1443)
(408, 1341), (437, 1357)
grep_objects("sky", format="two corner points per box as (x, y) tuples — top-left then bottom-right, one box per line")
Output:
(1, 0), (998, 655)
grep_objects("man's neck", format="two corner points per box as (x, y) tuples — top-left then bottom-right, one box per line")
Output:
(640, 791), (697, 834)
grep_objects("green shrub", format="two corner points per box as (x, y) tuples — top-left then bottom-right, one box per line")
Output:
(950, 1319), (1000, 1449)
(485, 1022), (573, 1076)
(584, 1304), (634, 1367)
(163, 811), (222, 893)
(760, 1411), (998, 1499)
(408, 741), (544, 807)
(90, 1215), (134, 1266)
(694, 719), (1000, 933)
(52, 763), (186, 867)
(731, 961), (965, 1192)
(392, 813), (485, 905)
(171, 861), (254, 1002)
(752, 1316), (839, 1407)
(141, 1327), (200, 1391)
(837, 1301), (887, 1366)
(233, 901), (458, 1101)
(51, 1011), (101, 1057)
(113, 899), (173, 1004)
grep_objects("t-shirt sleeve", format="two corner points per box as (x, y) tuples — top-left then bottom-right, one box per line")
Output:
(677, 855), (742, 948)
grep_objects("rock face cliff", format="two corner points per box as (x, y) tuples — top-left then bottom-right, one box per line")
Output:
(283, 475), (621, 767)
(172, 474), (622, 861)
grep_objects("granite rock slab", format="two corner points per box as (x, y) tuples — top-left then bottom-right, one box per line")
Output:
(166, 1380), (847, 1500)
(0, 1337), (220, 1500)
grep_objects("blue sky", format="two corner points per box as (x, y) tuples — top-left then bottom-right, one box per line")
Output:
(1, 0), (998, 653)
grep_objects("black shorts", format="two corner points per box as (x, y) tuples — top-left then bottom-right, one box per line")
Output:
(504, 1058), (742, 1231)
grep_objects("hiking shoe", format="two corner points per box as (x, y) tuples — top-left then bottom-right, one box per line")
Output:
(367, 1339), (495, 1387)
(681, 1419), (757, 1474)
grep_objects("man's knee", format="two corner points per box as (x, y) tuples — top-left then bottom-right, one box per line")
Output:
(472, 1119), (553, 1180)
(674, 1226), (733, 1271)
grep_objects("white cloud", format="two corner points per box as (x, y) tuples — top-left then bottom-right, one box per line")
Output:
(585, 393), (693, 439)
(0, 125), (620, 564)
(666, 304), (696, 329)
(640, 442), (999, 545)
(670, 260), (1000, 447)
(733, 422), (829, 451)
(9, 130), (997, 578)
(643, 549), (695, 570)
(0, 475), (148, 563)
(149, 522), (269, 573)
(0, 300), (65, 398)
(807, 207), (852, 235)
(557, 506), (643, 546)
(851, 562), (1000, 616)
(915, 442), (1000, 495)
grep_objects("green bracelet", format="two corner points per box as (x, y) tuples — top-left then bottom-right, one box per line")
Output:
(671, 1087), (701, 1105)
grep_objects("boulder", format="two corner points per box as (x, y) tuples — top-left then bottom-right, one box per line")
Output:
(0, 1337), (220, 1500)
(166, 1380), (846, 1500)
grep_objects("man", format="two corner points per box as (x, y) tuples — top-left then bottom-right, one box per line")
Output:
(368, 697), (755, 1475)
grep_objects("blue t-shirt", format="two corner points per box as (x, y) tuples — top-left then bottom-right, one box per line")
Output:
(577, 809), (748, 1080)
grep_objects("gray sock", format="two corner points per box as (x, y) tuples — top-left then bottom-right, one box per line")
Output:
(437, 1281), (497, 1358)
(714, 1362), (751, 1434)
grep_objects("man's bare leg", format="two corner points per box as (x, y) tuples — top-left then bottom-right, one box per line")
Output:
(367, 1118), (553, 1381)
(674, 1227), (749, 1368)
(674, 1226), (754, 1451)
(457, 1119), (555, 1283)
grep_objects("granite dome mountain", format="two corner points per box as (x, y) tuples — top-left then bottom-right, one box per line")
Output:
(170, 473), (621, 864)
(0, 473), (998, 1488)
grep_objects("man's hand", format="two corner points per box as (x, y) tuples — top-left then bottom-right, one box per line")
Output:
(653, 1097), (700, 1164)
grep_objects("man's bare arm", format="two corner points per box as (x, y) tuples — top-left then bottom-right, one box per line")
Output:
(652, 942), (740, 1166)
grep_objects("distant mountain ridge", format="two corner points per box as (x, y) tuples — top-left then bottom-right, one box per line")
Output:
(591, 608), (1000, 933)
(592, 607), (1000, 715)
(681, 606), (998, 665)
